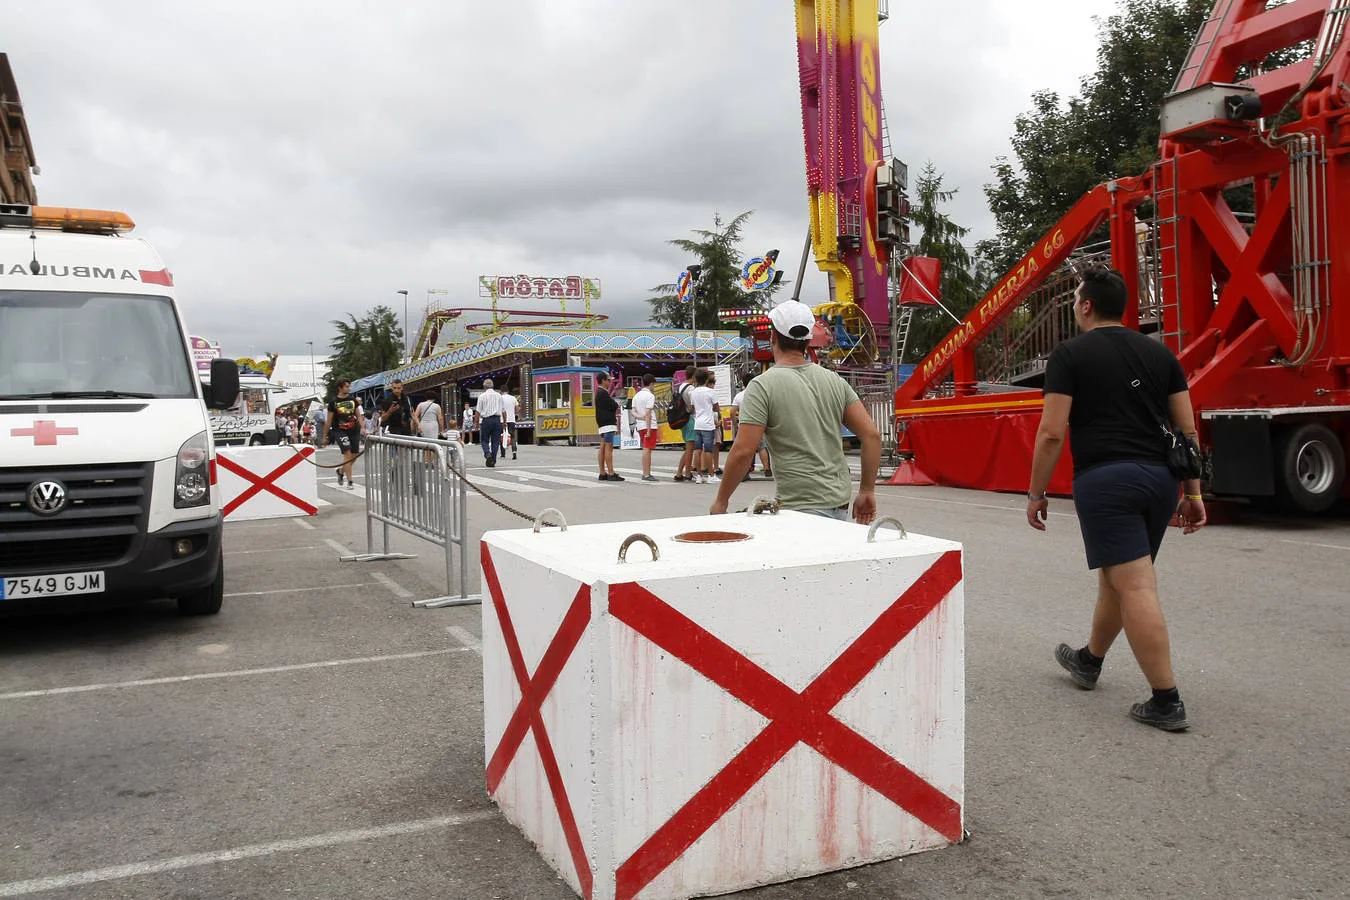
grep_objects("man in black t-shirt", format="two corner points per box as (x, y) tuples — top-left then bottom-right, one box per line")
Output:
(380, 379), (414, 436)
(1025, 265), (1206, 732)
(324, 379), (363, 489)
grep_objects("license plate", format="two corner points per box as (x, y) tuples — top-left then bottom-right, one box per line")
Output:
(0, 571), (105, 601)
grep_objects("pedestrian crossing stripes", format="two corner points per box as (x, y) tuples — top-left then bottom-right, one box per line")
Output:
(319, 459), (864, 500)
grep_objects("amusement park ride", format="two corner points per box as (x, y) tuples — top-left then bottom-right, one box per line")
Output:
(894, 0), (1350, 513)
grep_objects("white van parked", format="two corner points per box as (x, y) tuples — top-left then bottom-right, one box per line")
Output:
(0, 204), (238, 615)
(204, 373), (285, 446)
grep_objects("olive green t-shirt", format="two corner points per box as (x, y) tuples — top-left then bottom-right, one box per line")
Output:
(738, 363), (858, 510)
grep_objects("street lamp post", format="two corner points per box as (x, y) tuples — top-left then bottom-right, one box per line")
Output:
(305, 341), (316, 395)
(396, 289), (410, 363)
(687, 264), (702, 367)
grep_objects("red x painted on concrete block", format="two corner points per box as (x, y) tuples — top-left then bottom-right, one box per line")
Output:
(608, 549), (964, 900)
(482, 544), (594, 900)
(217, 448), (317, 518)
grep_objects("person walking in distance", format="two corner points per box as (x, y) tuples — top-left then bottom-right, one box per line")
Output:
(631, 373), (659, 482)
(323, 379), (363, 490)
(476, 378), (505, 467)
(462, 402), (476, 445)
(673, 365), (698, 482)
(414, 392), (445, 440)
(501, 387), (519, 460)
(707, 369), (725, 476)
(711, 300), (879, 522)
(689, 370), (720, 484)
(731, 376), (772, 481)
(593, 371), (624, 481)
(380, 379), (414, 438)
(1027, 265), (1206, 732)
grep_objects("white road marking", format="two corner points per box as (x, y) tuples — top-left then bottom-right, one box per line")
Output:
(292, 518), (316, 531)
(372, 572), (412, 598)
(0, 809), (496, 897)
(223, 583), (379, 598)
(554, 469), (614, 481)
(324, 538), (355, 557)
(457, 473), (546, 493)
(504, 470), (603, 489)
(1280, 538), (1350, 551)
(899, 494), (1079, 518)
(611, 466), (679, 480)
(320, 480), (367, 500)
(0, 648), (468, 701)
(225, 546), (318, 556)
(445, 625), (482, 655)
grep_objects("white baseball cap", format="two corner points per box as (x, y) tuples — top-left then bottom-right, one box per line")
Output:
(768, 300), (816, 339)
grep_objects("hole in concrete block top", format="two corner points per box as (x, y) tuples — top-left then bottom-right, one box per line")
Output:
(671, 530), (753, 543)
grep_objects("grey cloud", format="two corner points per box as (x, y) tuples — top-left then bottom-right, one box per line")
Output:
(9, 0), (1116, 354)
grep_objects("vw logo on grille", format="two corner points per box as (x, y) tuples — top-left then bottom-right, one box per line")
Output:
(27, 480), (68, 516)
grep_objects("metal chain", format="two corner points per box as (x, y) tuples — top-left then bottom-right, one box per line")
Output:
(450, 460), (538, 523)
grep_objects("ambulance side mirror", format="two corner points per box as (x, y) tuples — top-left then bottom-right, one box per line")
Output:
(206, 359), (240, 410)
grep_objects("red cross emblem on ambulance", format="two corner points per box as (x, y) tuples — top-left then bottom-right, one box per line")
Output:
(10, 420), (80, 446)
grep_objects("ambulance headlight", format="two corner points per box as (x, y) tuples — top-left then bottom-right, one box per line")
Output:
(175, 431), (210, 508)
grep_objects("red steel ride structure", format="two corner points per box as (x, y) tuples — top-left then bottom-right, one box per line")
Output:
(895, 0), (1350, 513)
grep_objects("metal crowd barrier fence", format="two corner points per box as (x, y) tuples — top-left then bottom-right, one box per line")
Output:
(339, 434), (479, 608)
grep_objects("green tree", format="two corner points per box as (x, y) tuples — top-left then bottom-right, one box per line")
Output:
(902, 163), (986, 361)
(325, 305), (403, 391)
(979, 0), (1212, 273)
(647, 211), (781, 331)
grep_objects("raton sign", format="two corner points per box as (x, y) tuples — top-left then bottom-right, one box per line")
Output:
(479, 275), (601, 301)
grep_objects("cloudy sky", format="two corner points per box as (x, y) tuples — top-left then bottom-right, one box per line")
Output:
(10, 0), (1119, 357)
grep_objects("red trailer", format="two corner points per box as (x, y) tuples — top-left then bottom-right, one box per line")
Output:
(895, 0), (1350, 514)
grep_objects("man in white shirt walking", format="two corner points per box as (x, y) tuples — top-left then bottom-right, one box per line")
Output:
(475, 378), (505, 467)
(500, 388), (519, 460)
(631, 374), (659, 482)
(690, 369), (721, 484)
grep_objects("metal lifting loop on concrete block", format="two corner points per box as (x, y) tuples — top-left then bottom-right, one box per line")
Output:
(867, 516), (908, 542)
(617, 533), (659, 564)
(533, 508), (568, 533)
(746, 496), (781, 516)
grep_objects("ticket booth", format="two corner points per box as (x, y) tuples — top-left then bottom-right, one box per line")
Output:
(532, 366), (608, 446)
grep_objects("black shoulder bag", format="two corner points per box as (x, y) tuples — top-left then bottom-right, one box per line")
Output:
(1102, 332), (1202, 481)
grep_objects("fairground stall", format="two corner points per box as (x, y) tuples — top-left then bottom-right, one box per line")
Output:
(391, 327), (748, 444)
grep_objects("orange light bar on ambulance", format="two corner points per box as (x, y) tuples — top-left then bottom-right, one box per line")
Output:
(30, 206), (135, 234)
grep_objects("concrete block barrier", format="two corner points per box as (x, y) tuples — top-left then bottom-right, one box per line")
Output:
(216, 445), (317, 521)
(481, 510), (965, 900)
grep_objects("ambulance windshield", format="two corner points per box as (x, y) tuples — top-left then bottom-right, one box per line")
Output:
(0, 291), (197, 400)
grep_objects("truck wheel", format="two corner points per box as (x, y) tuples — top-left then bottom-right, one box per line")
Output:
(248, 435), (264, 446)
(1273, 423), (1345, 514)
(177, 552), (224, 616)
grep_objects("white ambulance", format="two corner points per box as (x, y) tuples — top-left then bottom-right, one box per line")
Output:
(0, 204), (238, 615)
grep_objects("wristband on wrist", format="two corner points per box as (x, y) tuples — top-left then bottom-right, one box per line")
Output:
(1028, 491), (1046, 502)
(1184, 493), (1203, 501)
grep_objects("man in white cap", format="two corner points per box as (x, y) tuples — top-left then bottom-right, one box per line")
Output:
(711, 300), (880, 523)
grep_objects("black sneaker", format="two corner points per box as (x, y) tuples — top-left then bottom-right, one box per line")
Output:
(337, 472), (345, 486)
(1130, 698), (1190, 732)
(598, 473), (609, 481)
(609, 473), (625, 482)
(1054, 643), (1100, 690)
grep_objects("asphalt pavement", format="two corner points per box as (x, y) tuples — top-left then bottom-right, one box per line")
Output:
(2, 443), (1347, 899)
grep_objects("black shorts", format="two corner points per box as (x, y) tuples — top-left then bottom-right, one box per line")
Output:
(1072, 461), (1178, 570)
(335, 430), (361, 455)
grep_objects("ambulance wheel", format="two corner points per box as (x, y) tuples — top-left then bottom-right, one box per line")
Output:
(1273, 423), (1345, 514)
(177, 552), (224, 616)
